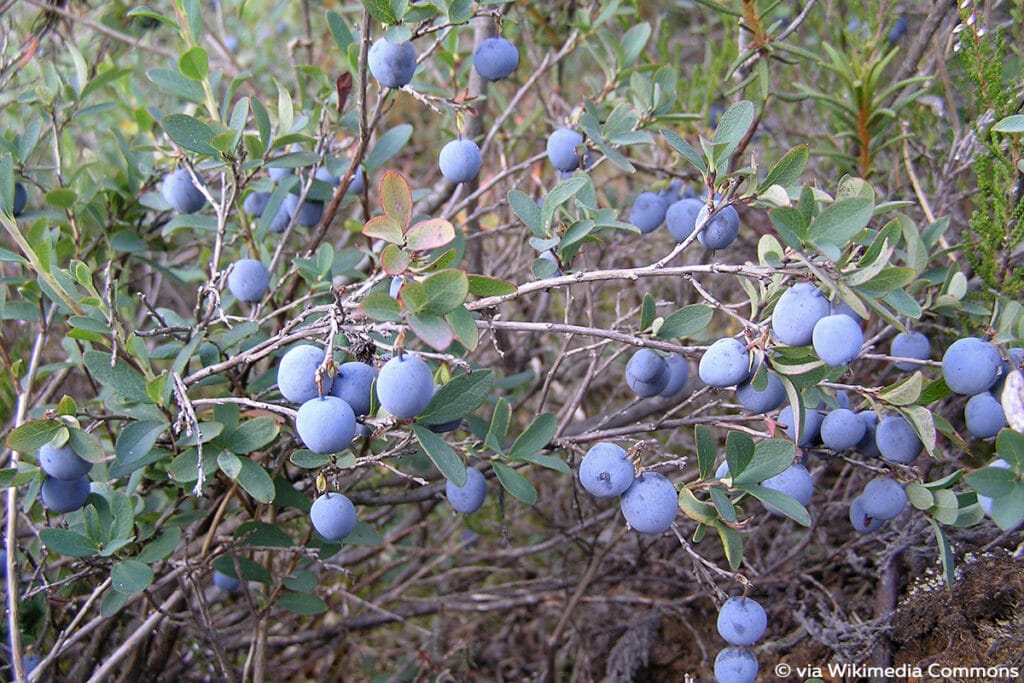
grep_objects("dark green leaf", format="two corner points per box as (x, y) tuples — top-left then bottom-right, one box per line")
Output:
(738, 484), (811, 526)
(710, 486), (736, 523)
(136, 528), (181, 563)
(225, 417), (279, 455)
(757, 145), (809, 191)
(732, 439), (794, 485)
(236, 521), (293, 547)
(696, 425), (716, 480)
(419, 370), (493, 425)
(656, 304), (713, 339)
(235, 457), (276, 503)
(6, 420), (64, 454)
(512, 452), (570, 474)
(177, 46), (209, 81)
(363, 0), (400, 24)
(364, 124), (413, 173)
(485, 398), (510, 454)
(407, 313), (454, 351)
(640, 293), (656, 332)
(161, 113), (218, 156)
(40, 528), (98, 557)
(491, 461), (538, 505)
(67, 428), (105, 463)
(467, 275), (517, 297)
(660, 129), (708, 175)
(147, 68), (204, 103)
(509, 413), (557, 460)
(929, 519), (956, 587)
(990, 482), (1024, 531)
(326, 11), (355, 54)
(724, 431), (755, 480)
(111, 559), (154, 594)
(413, 424), (466, 486)
(359, 292), (403, 322)
(714, 520), (743, 571)
(807, 198), (873, 247)
(509, 189), (543, 237)
(279, 591), (328, 615)
(996, 428), (1024, 468)
(84, 350), (152, 403)
(115, 420), (167, 465)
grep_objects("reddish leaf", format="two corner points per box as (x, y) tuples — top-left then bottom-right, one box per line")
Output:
(405, 218), (455, 251)
(381, 244), (413, 275)
(336, 72), (352, 114)
(362, 214), (404, 244)
(378, 170), (412, 228)
(408, 313), (454, 351)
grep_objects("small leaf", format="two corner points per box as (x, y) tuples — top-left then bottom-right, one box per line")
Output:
(509, 413), (557, 460)
(757, 145), (809, 192)
(225, 417), (280, 455)
(655, 304), (713, 339)
(161, 113), (218, 156)
(992, 114), (1024, 133)
(405, 218), (455, 251)
(899, 405), (937, 456)
(640, 293), (656, 332)
(467, 274), (516, 297)
(738, 484), (811, 526)
(364, 124), (413, 173)
(712, 100), (755, 152)
(806, 198), (873, 247)
(725, 432), (756, 480)
(714, 520), (743, 571)
(84, 350), (152, 403)
(381, 244), (413, 275)
(363, 0), (401, 24)
(359, 293), (403, 322)
(419, 370), (493, 425)
(290, 450), (331, 469)
(966, 465), (1016, 498)
(362, 215), (404, 244)
(491, 461), (538, 505)
(235, 458), (276, 503)
(878, 372), (923, 406)
(413, 424), (467, 486)
(996, 428), (1024, 469)
(929, 519), (956, 587)
(990, 482), (1024, 531)
(6, 420), (64, 454)
(660, 129), (708, 175)
(732, 439), (795, 485)
(115, 420), (167, 465)
(279, 591), (328, 615)
(509, 189), (543, 237)
(236, 521), (293, 548)
(695, 425), (716, 480)
(177, 46), (209, 81)
(906, 482), (934, 510)
(111, 559), (154, 594)
(40, 528), (98, 557)
(678, 487), (717, 524)
(486, 398), (510, 454)
(378, 170), (412, 227)
(403, 270), (468, 315)
(136, 528), (181, 563)
(407, 313), (455, 351)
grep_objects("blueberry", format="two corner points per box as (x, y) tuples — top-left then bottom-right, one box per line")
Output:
(243, 191), (270, 217)
(771, 282), (830, 346)
(778, 404), (824, 447)
(659, 353), (690, 397)
(856, 410), (881, 457)
(309, 492), (358, 541)
(619, 471), (678, 534)
(735, 371), (786, 414)
(860, 477), (907, 520)
(24, 654), (42, 676)
(438, 138), (482, 183)
(716, 596), (767, 646)
(760, 463), (813, 515)
(546, 128), (585, 172)
(964, 392), (1006, 439)
(820, 408), (867, 450)
(812, 314), (863, 366)
(40, 475), (91, 513)
(891, 331), (930, 371)
(329, 361), (377, 416)
(886, 15), (908, 44)
(376, 354), (434, 418)
(283, 193), (324, 227)
(941, 337), (1002, 395)
(227, 258), (270, 303)
(267, 202), (291, 233)
(665, 198), (704, 242)
(699, 338), (751, 388)
(295, 396), (356, 454)
(875, 415), (922, 464)
(368, 38), (417, 88)
(37, 443), (92, 481)
(5, 182), (28, 216)
(317, 161), (365, 195)
(625, 349), (670, 397)
(849, 494), (885, 533)
(213, 570), (241, 591)
(579, 442), (634, 497)
(161, 168), (207, 214)
(445, 468), (487, 514)
(276, 344), (331, 403)
(629, 191), (669, 234)
(472, 36), (519, 81)
(658, 179), (686, 202)
(713, 646), (758, 683)
(696, 204), (740, 250)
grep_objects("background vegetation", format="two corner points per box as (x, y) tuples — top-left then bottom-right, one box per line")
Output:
(1, 0), (1023, 681)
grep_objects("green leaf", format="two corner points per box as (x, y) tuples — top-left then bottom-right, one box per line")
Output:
(966, 466), (1016, 498)
(326, 11), (355, 54)
(67, 428), (105, 463)
(770, 206), (809, 247)
(738, 484), (811, 526)
(485, 398), (510, 454)
(447, 306), (479, 351)
(855, 267), (916, 297)
(709, 486), (736, 523)
(509, 189), (543, 237)
(343, 520), (383, 545)
(996, 429), (1024, 469)
(413, 424), (466, 486)
(732, 439), (795, 485)
(235, 458), (276, 503)
(419, 369), (493, 425)
(906, 482), (934, 510)
(640, 293), (656, 332)
(712, 100), (755, 161)
(696, 425), (716, 480)
(84, 350), (152, 403)
(115, 420), (167, 465)
(364, 0), (401, 24)
(161, 113), (218, 156)
(401, 269), (468, 315)
(993, 115), (1024, 133)
(378, 170), (412, 227)
(177, 46), (209, 81)
(407, 313), (454, 351)
(360, 292), (403, 321)
(236, 521), (293, 548)
(660, 129), (708, 175)
(225, 417), (279, 455)
(147, 67), (204, 103)
(279, 591), (328, 615)
(381, 244), (412, 275)
(136, 527), (181, 563)
(405, 218), (455, 251)
(655, 304), (713, 339)
(714, 520), (743, 571)
(679, 487), (717, 524)
(806, 198), (873, 247)
(491, 461), (538, 505)
(111, 559), (154, 594)
(878, 372), (923, 407)
(990, 482), (1024, 531)
(364, 124), (413, 173)
(541, 175), (589, 230)
(929, 519), (956, 587)
(40, 528), (98, 557)
(217, 451), (242, 479)
(290, 450), (331, 469)
(6, 419), (64, 453)
(757, 145), (809, 192)
(513, 452), (570, 474)
(467, 275), (517, 297)
(724, 432), (755, 480)
(899, 405), (937, 456)
(509, 413), (557, 460)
